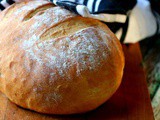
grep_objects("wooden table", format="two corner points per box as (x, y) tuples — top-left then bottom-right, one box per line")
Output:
(0, 43), (154, 120)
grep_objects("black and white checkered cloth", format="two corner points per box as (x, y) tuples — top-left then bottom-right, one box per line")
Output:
(0, 0), (160, 43)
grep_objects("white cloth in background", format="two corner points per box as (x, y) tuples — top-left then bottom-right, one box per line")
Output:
(122, 0), (157, 43)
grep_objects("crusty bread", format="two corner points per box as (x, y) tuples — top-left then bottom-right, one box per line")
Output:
(0, 0), (124, 114)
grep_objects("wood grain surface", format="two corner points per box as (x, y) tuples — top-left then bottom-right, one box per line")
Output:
(0, 43), (154, 120)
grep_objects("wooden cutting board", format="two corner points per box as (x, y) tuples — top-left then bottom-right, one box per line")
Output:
(0, 43), (154, 120)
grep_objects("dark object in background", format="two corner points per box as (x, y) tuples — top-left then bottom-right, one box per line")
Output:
(150, 0), (160, 14)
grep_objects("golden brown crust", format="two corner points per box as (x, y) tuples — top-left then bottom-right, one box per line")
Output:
(0, 1), (124, 114)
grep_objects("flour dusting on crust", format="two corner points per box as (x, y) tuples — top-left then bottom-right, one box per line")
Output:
(22, 27), (110, 79)
(14, 1), (49, 15)
(21, 6), (110, 79)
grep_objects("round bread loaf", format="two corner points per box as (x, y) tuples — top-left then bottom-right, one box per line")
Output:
(0, 1), (124, 114)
